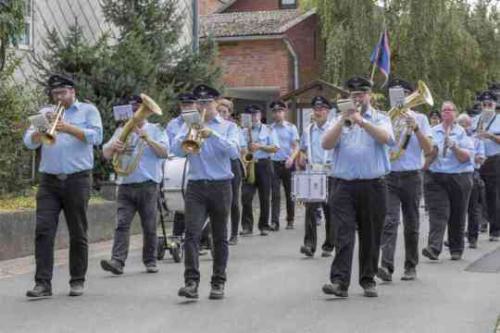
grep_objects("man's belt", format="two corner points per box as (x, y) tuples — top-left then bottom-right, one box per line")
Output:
(42, 170), (91, 181)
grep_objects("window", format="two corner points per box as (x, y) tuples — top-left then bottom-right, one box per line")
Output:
(18, 0), (33, 49)
(280, 0), (297, 9)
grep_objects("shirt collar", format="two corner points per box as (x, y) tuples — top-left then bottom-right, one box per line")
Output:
(435, 123), (460, 134)
(312, 120), (328, 131)
(272, 121), (287, 128)
(210, 115), (223, 124)
(67, 100), (81, 112)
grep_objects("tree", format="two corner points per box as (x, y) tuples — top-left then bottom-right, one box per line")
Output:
(307, 0), (500, 110)
(0, 0), (25, 71)
(32, 0), (221, 183)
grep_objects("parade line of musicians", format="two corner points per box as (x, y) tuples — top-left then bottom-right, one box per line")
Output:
(23, 74), (500, 300)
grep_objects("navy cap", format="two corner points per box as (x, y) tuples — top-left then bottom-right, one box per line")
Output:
(128, 95), (143, 104)
(388, 78), (415, 93)
(429, 110), (441, 119)
(488, 82), (500, 91)
(345, 76), (373, 92)
(477, 90), (497, 102)
(177, 92), (197, 104)
(244, 104), (262, 114)
(270, 100), (287, 111)
(193, 84), (220, 101)
(48, 74), (75, 90)
(311, 96), (331, 109)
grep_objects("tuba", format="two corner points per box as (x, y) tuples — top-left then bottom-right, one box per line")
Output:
(389, 81), (434, 161)
(40, 102), (65, 145)
(112, 94), (162, 176)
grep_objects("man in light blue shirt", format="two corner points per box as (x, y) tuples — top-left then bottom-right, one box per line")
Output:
(298, 96), (335, 258)
(24, 74), (103, 298)
(100, 95), (169, 276)
(472, 90), (500, 241)
(422, 101), (474, 262)
(321, 76), (394, 299)
(270, 100), (299, 231)
(377, 79), (433, 283)
(240, 105), (280, 236)
(174, 85), (239, 300)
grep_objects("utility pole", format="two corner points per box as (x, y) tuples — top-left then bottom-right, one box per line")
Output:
(192, 0), (199, 53)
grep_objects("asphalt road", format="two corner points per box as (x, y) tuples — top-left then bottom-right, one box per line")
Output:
(0, 206), (499, 333)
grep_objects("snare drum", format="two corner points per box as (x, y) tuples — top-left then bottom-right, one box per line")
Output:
(292, 170), (328, 203)
(161, 156), (188, 213)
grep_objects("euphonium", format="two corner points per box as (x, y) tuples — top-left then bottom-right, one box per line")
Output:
(389, 81), (434, 161)
(40, 102), (65, 145)
(112, 94), (162, 176)
(182, 108), (206, 154)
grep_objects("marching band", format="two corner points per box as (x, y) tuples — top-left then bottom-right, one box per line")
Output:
(23, 73), (500, 300)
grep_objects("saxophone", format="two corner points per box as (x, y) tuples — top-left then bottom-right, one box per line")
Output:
(243, 126), (256, 184)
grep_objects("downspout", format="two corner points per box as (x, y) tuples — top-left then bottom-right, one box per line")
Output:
(283, 38), (300, 130)
(283, 38), (300, 90)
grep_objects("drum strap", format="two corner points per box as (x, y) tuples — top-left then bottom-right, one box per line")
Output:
(307, 123), (329, 170)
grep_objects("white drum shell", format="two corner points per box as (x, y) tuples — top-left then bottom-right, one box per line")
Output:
(292, 171), (328, 203)
(161, 156), (188, 213)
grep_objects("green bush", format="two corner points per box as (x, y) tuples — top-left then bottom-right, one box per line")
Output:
(0, 61), (42, 195)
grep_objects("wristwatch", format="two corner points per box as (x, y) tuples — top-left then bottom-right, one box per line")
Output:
(413, 125), (420, 133)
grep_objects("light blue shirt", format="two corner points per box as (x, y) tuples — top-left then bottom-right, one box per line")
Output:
(329, 108), (394, 180)
(271, 121), (299, 161)
(429, 124), (474, 173)
(23, 101), (103, 174)
(166, 116), (184, 147)
(104, 122), (169, 184)
(472, 113), (500, 157)
(390, 110), (433, 172)
(300, 121), (332, 165)
(172, 115), (239, 180)
(240, 123), (280, 160)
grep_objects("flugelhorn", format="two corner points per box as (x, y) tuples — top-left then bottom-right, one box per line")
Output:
(181, 107), (206, 154)
(40, 102), (65, 145)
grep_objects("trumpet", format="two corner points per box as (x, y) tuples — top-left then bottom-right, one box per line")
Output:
(41, 102), (65, 145)
(182, 108), (206, 154)
(337, 99), (363, 127)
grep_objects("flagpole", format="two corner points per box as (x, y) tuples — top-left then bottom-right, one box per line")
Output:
(370, 31), (383, 83)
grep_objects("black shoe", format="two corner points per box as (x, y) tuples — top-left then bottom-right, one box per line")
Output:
(69, 282), (84, 297)
(228, 236), (238, 246)
(145, 264), (159, 273)
(269, 224), (280, 232)
(322, 283), (348, 298)
(363, 285), (378, 297)
(300, 245), (314, 257)
(401, 269), (417, 281)
(100, 259), (123, 275)
(209, 284), (225, 300)
(480, 224), (488, 233)
(178, 281), (199, 299)
(489, 235), (499, 242)
(450, 253), (462, 261)
(444, 240), (449, 247)
(26, 284), (52, 298)
(260, 230), (269, 236)
(422, 247), (439, 261)
(376, 267), (392, 282)
(285, 223), (294, 230)
(239, 229), (253, 237)
(321, 250), (332, 258)
(469, 239), (478, 249)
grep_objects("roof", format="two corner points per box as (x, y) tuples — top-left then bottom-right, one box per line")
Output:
(280, 80), (348, 102)
(200, 9), (316, 39)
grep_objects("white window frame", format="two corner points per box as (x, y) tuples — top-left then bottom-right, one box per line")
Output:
(280, 0), (298, 9)
(18, 0), (33, 50)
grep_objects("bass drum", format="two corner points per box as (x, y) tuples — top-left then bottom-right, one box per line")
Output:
(161, 156), (188, 213)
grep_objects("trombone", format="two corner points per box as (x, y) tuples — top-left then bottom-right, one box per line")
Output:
(41, 102), (65, 145)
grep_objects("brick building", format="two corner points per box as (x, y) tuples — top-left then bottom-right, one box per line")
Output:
(200, 0), (323, 126)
